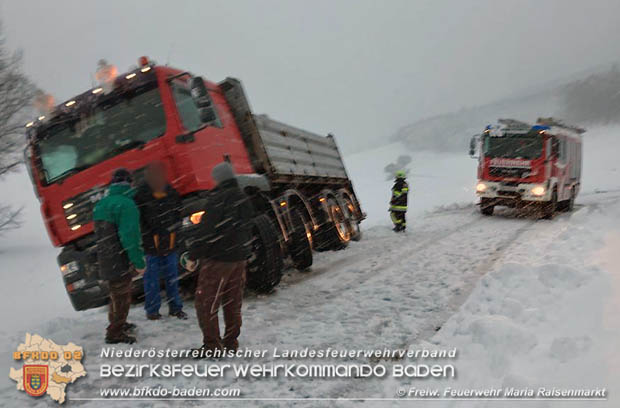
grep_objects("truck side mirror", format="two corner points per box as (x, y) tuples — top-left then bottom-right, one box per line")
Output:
(189, 76), (218, 124)
(469, 135), (479, 158)
(551, 137), (560, 159)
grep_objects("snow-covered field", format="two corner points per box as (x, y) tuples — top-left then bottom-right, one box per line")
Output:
(0, 126), (619, 407)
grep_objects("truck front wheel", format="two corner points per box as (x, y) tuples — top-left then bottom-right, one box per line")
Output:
(289, 209), (313, 271)
(480, 198), (494, 216)
(246, 214), (284, 293)
(541, 190), (557, 219)
(559, 187), (576, 212)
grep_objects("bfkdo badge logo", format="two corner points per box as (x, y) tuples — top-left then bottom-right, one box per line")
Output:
(23, 365), (49, 397)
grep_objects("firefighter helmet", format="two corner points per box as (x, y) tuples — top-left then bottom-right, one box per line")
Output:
(395, 170), (406, 179)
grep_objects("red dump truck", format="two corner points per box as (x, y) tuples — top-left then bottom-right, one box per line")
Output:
(470, 118), (584, 218)
(24, 57), (363, 311)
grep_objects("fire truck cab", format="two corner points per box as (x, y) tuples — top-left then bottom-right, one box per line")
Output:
(470, 118), (584, 218)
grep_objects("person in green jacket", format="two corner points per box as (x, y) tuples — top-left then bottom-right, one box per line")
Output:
(93, 168), (146, 344)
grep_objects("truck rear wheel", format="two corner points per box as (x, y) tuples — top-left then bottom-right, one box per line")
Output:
(480, 198), (494, 216)
(289, 209), (313, 271)
(342, 195), (362, 241)
(246, 214), (284, 293)
(315, 197), (351, 251)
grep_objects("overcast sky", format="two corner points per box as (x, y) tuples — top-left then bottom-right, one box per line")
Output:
(3, 0), (620, 152)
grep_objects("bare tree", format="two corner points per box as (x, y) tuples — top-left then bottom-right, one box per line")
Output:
(0, 21), (38, 233)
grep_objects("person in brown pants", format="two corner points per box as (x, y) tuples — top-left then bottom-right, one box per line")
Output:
(195, 260), (246, 350)
(107, 275), (134, 339)
(186, 162), (255, 352)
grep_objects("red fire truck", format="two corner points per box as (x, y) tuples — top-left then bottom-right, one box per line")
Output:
(24, 57), (363, 311)
(470, 118), (584, 218)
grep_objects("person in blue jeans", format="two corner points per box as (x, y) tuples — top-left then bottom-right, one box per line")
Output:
(134, 162), (187, 320)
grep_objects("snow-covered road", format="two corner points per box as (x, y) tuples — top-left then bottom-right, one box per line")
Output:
(2, 126), (619, 407)
(4, 194), (617, 407)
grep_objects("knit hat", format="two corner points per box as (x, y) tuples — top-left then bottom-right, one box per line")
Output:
(211, 162), (236, 184)
(111, 168), (133, 184)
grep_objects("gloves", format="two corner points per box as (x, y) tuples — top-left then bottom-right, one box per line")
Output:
(185, 259), (198, 273)
(180, 251), (199, 272)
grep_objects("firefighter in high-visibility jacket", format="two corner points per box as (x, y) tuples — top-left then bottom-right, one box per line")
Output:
(390, 171), (409, 232)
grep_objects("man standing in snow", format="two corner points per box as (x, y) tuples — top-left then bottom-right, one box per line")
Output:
(185, 162), (255, 352)
(93, 168), (145, 344)
(390, 170), (409, 232)
(134, 162), (187, 321)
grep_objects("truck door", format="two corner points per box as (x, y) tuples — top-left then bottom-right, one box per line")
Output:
(168, 78), (253, 191)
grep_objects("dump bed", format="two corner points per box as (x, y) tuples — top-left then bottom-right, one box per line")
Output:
(220, 78), (349, 184)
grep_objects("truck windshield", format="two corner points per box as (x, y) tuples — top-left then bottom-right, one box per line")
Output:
(35, 84), (165, 185)
(484, 134), (543, 160)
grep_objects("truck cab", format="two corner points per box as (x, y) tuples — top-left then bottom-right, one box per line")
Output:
(471, 118), (583, 218)
(24, 57), (363, 310)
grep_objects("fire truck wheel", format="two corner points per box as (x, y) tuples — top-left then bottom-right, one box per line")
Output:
(480, 198), (494, 216)
(289, 209), (313, 271)
(567, 189), (576, 211)
(541, 190), (557, 219)
(562, 188), (576, 212)
(246, 214), (284, 293)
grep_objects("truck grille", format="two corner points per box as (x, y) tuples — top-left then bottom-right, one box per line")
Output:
(61, 167), (147, 231)
(489, 166), (530, 179)
(62, 186), (106, 230)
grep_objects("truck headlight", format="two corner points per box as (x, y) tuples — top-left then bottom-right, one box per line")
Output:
(183, 211), (206, 227)
(190, 211), (205, 224)
(476, 183), (487, 193)
(531, 186), (546, 196)
(60, 261), (79, 276)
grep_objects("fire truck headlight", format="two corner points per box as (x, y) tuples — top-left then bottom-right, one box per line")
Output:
(476, 183), (487, 193)
(60, 261), (79, 276)
(531, 186), (546, 196)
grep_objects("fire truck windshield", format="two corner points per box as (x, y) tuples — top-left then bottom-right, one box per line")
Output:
(35, 85), (165, 185)
(483, 133), (543, 160)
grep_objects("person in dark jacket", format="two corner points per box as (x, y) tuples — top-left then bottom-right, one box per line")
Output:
(93, 168), (146, 344)
(390, 170), (409, 232)
(134, 162), (187, 320)
(185, 162), (255, 352)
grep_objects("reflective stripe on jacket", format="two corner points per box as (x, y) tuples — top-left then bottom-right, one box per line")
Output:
(390, 179), (409, 210)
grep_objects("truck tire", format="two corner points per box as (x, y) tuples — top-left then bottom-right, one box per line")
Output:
(342, 195), (362, 241)
(349, 219), (362, 242)
(541, 189), (557, 219)
(246, 214), (284, 293)
(315, 197), (351, 251)
(289, 209), (313, 271)
(480, 198), (494, 216)
(567, 188), (576, 212)
(559, 187), (575, 212)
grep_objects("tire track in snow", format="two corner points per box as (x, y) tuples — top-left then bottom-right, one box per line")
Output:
(323, 216), (537, 403)
(277, 216), (482, 290)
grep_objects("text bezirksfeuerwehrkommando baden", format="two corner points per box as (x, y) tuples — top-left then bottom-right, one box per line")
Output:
(99, 347), (458, 379)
